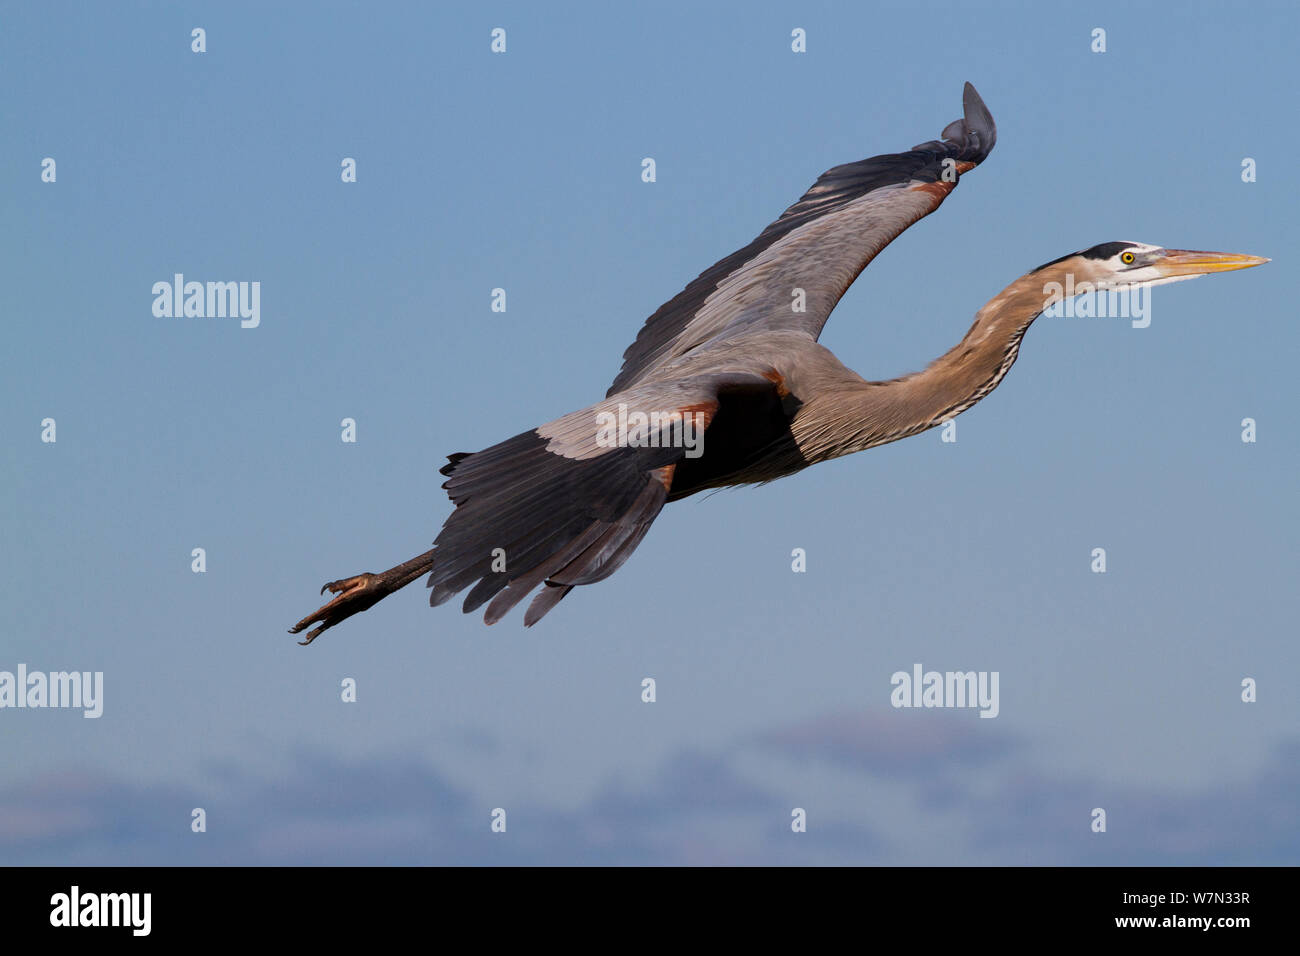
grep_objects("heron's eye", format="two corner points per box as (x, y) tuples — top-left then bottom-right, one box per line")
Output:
(1121, 251), (1136, 264)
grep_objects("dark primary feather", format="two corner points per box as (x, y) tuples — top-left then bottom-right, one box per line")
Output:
(428, 369), (787, 624)
(430, 430), (673, 624)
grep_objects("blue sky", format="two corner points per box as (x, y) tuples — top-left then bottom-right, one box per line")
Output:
(2, 1), (1296, 864)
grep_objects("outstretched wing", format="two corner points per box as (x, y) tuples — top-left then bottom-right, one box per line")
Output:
(608, 82), (996, 396)
(429, 370), (780, 625)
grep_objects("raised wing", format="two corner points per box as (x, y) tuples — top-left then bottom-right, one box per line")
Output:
(608, 82), (996, 396)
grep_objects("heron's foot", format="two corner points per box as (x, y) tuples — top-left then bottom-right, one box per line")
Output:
(289, 573), (384, 645)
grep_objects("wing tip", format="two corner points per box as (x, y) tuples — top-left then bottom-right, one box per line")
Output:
(940, 81), (997, 165)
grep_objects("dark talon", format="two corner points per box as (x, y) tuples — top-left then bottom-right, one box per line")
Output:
(287, 550), (436, 645)
(289, 573), (391, 644)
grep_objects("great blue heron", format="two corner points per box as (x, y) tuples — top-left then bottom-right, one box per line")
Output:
(290, 82), (1266, 644)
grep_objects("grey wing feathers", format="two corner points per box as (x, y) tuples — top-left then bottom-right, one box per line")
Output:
(608, 82), (996, 396)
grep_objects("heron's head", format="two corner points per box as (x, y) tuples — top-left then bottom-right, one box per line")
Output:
(1036, 241), (1269, 289)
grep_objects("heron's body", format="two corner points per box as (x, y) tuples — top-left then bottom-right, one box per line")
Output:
(290, 83), (1266, 643)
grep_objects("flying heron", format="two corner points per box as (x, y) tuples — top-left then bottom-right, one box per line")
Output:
(290, 82), (1267, 644)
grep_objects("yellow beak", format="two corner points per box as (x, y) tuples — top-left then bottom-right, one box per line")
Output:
(1155, 249), (1270, 277)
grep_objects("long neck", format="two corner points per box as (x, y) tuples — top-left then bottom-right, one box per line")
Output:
(798, 268), (1051, 461)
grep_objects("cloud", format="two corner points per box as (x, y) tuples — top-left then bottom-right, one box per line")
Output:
(0, 718), (1295, 865)
(754, 708), (1022, 778)
(957, 740), (1300, 866)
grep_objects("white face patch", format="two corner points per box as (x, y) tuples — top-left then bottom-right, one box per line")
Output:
(1095, 241), (1184, 290)
(1110, 241), (1161, 268)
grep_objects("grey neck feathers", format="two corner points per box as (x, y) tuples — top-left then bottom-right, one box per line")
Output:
(798, 268), (1051, 462)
